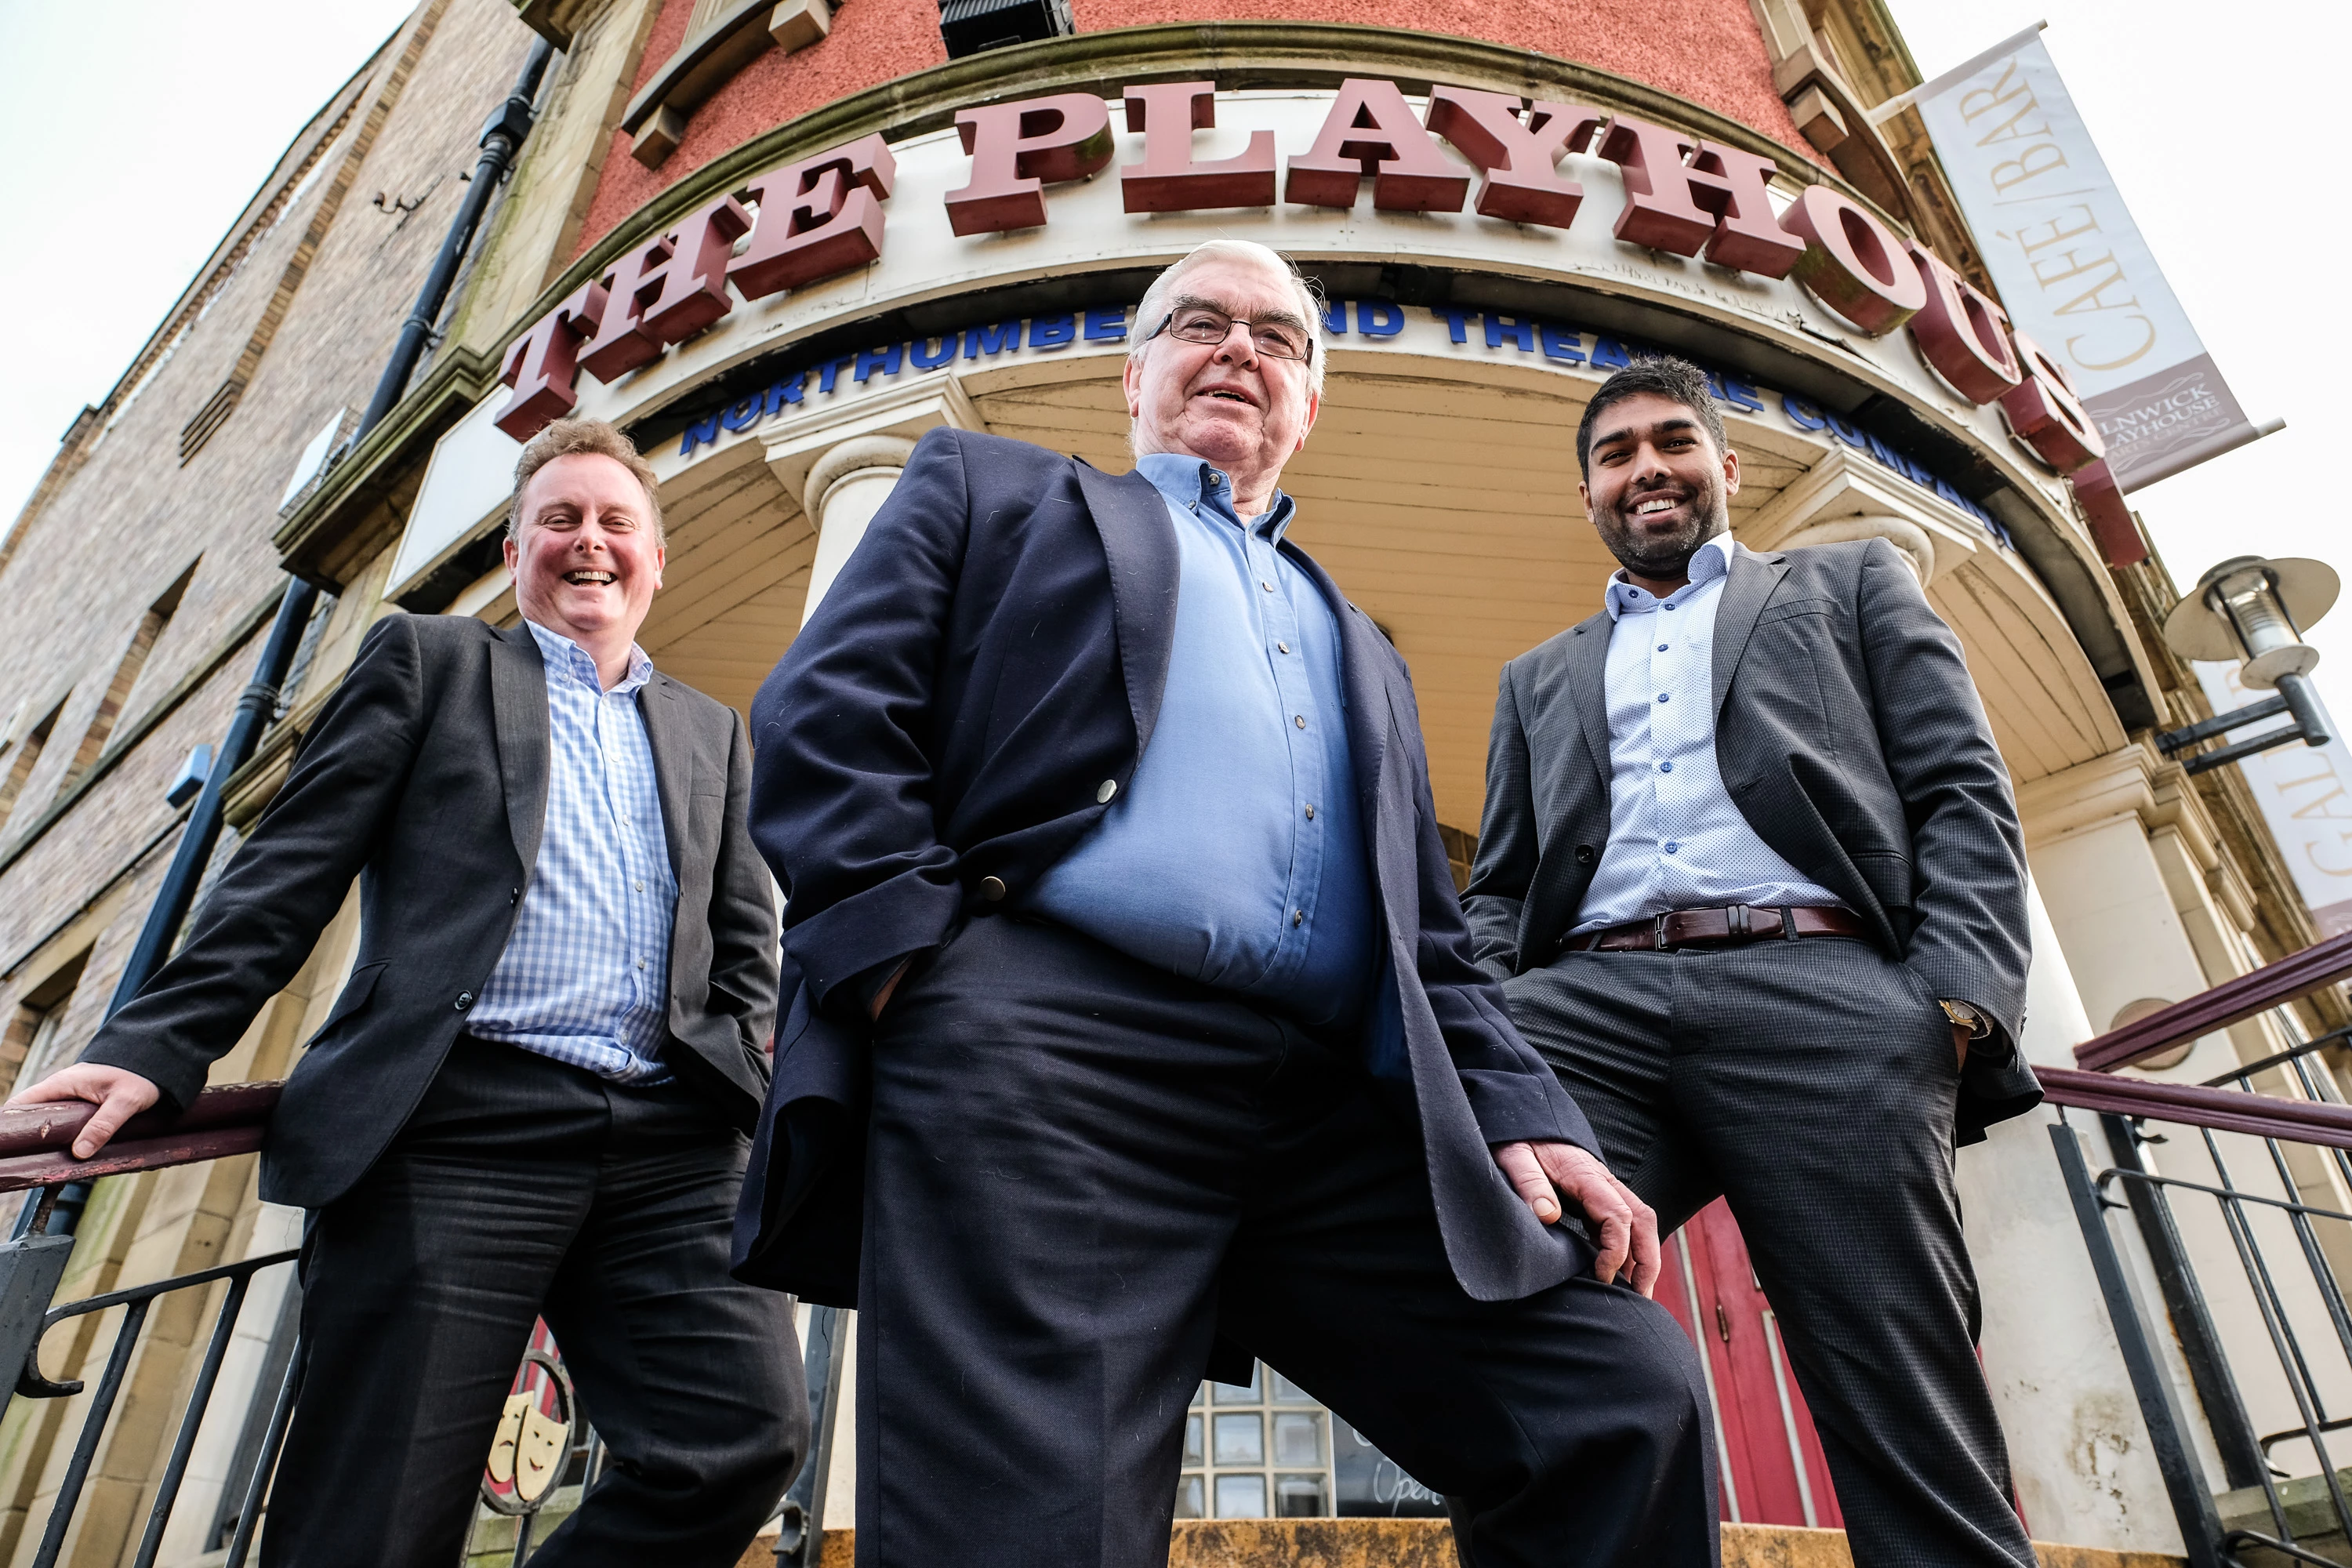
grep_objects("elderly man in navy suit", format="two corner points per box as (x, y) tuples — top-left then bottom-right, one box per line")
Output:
(736, 240), (1715, 1567)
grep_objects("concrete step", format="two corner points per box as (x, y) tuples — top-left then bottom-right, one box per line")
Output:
(724, 1520), (2191, 1566)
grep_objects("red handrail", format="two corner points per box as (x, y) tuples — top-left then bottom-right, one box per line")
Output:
(2074, 930), (2352, 1073)
(0, 1083), (281, 1195)
(2039, 1066), (2352, 1150)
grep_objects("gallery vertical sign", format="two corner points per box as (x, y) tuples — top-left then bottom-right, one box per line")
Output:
(1911, 27), (2262, 490)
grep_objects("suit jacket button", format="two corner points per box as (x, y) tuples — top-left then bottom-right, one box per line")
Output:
(1573, 844), (1597, 866)
(455, 992), (474, 1011)
(979, 876), (1007, 902)
(1097, 779), (1118, 804)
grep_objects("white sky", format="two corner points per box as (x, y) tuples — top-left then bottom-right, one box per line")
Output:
(0, 0), (416, 527)
(3, 0), (2342, 718)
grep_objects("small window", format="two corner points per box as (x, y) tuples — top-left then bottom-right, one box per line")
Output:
(55, 563), (196, 800)
(1177, 1362), (1334, 1520)
(0, 699), (65, 833)
(2, 949), (90, 1096)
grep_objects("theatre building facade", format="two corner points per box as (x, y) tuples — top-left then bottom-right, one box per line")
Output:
(0, 0), (2343, 1559)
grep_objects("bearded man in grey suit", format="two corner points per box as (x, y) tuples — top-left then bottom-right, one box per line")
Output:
(1466, 355), (2042, 1568)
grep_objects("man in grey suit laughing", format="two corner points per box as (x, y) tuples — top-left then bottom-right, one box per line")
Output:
(13, 419), (801, 1568)
(1467, 355), (2042, 1568)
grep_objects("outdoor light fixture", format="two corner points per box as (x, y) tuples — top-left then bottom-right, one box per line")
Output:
(937, 0), (1073, 57)
(2155, 554), (2339, 775)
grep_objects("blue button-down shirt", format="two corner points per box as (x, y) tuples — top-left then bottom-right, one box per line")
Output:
(470, 620), (680, 1082)
(1023, 454), (1377, 1029)
(1572, 533), (1841, 933)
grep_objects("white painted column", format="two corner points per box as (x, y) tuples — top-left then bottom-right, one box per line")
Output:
(1959, 878), (2197, 1554)
(798, 434), (916, 625)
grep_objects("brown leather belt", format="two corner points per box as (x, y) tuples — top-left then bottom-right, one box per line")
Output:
(1563, 904), (1867, 953)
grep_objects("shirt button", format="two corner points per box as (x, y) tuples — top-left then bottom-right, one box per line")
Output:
(1657, 693), (1669, 703)
(980, 875), (1007, 902)
(634, 880), (645, 891)
(1277, 642), (1290, 655)
(1294, 909), (1305, 927)
(1659, 761), (1673, 773)
(636, 958), (646, 970)
(1305, 804), (1316, 819)
(1097, 779), (1118, 803)
(1664, 842), (1680, 855)
(1657, 644), (1668, 652)
(1294, 714), (1307, 729)
(1664, 604), (1675, 612)
(1262, 580), (1275, 592)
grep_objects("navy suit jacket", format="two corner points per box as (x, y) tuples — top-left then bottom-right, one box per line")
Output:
(733, 427), (1597, 1308)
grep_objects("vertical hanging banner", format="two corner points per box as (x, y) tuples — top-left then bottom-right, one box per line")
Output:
(1911, 27), (2261, 490)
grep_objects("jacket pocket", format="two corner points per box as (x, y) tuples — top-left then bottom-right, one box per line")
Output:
(310, 960), (389, 1044)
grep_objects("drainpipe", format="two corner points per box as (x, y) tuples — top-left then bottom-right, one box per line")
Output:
(18, 34), (558, 1241)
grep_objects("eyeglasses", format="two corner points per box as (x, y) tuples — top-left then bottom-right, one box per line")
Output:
(1145, 306), (1316, 365)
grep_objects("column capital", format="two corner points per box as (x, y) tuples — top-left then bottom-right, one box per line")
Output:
(761, 371), (982, 520)
(803, 435), (916, 525)
(1735, 445), (1981, 587)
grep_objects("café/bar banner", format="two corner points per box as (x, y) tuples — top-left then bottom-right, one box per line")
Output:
(1911, 26), (2260, 491)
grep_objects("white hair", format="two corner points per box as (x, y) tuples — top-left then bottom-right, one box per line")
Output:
(1128, 240), (1328, 400)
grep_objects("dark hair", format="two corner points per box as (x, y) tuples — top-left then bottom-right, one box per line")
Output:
(1574, 355), (1730, 477)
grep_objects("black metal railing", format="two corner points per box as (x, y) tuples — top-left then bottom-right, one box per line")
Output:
(2049, 978), (2352, 1568)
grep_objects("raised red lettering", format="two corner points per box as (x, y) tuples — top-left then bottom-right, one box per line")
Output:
(494, 280), (608, 441)
(1284, 78), (1468, 212)
(1907, 242), (2021, 404)
(1594, 115), (1801, 277)
(731, 133), (897, 299)
(1120, 83), (1275, 212)
(946, 94), (1116, 235)
(1780, 186), (1928, 335)
(2068, 458), (2146, 566)
(1424, 88), (1599, 230)
(577, 194), (752, 383)
(2001, 332), (2105, 474)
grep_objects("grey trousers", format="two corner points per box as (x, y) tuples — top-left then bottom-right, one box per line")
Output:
(267, 1035), (805, 1568)
(1504, 935), (2034, 1568)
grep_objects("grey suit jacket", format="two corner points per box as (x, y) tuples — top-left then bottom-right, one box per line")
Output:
(84, 614), (779, 1209)
(1465, 536), (2039, 1144)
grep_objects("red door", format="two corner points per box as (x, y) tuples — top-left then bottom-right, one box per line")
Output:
(1654, 1200), (1843, 1528)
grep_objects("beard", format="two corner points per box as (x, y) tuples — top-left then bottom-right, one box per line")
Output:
(1592, 473), (1730, 579)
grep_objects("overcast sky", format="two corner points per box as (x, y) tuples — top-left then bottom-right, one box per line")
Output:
(3, 0), (2343, 710)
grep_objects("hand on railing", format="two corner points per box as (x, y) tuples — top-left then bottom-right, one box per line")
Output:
(0, 1082), (283, 1196)
(5, 1066), (161, 1160)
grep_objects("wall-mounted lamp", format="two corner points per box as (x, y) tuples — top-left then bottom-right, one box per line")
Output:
(2156, 554), (2339, 775)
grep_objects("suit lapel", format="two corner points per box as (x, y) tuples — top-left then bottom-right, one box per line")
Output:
(1563, 613), (1613, 795)
(637, 676), (692, 880)
(489, 625), (552, 875)
(1711, 546), (1789, 717)
(1073, 462), (1181, 756)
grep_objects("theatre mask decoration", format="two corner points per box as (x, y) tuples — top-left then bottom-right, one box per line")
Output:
(493, 81), (2102, 483)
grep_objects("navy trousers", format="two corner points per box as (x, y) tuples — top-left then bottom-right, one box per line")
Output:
(856, 913), (1717, 1568)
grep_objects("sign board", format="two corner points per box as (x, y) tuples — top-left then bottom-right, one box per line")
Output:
(2196, 661), (2352, 937)
(1913, 31), (2259, 490)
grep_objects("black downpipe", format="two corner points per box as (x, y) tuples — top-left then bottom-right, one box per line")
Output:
(19, 35), (559, 1241)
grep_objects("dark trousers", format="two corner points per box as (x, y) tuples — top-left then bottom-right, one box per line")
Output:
(858, 914), (1716, 1568)
(264, 1035), (805, 1568)
(1504, 936), (2033, 1568)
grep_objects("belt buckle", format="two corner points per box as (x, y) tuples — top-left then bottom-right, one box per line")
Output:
(1651, 912), (1672, 952)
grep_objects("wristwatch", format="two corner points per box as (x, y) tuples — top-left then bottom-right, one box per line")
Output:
(1940, 999), (1990, 1039)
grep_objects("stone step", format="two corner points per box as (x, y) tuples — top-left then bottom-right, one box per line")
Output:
(724, 1520), (2191, 1566)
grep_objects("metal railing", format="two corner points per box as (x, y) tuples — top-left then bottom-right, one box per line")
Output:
(0, 1082), (844, 1568)
(2045, 935), (2352, 1568)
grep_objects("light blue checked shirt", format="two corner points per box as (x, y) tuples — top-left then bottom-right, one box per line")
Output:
(1572, 533), (1841, 934)
(469, 619), (679, 1083)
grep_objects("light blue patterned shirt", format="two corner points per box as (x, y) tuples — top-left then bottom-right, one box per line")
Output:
(1022, 454), (1377, 1030)
(1572, 533), (1841, 934)
(469, 619), (679, 1082)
